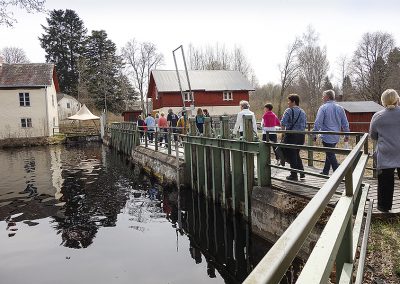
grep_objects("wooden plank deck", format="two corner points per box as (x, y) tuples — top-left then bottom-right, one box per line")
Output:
(138, 141), (400, 216)
(270, 165), (400, 215)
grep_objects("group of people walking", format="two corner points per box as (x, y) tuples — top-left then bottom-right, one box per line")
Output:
(234, 87), (400, 213)
(233, 90), (347, 182)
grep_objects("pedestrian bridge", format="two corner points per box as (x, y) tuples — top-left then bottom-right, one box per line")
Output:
(105, 116), (399, 283)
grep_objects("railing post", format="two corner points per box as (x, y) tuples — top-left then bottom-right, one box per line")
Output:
(308, 123), (314, 167)
(155, 128), (159, 152)
(243, 115), (254, 218)
(203, 117), (212, 199)
(220, 116), (231, 208)
(167, 127), (172, 155)
(189, 117), (198, 192)
(144, 127), (148, 148)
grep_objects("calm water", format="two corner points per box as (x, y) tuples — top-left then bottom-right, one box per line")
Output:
(0, 143), (298, 284)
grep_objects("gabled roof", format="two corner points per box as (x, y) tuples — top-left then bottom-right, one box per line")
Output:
(336, 101), (384, 113)
(57, 93), (78, 102)
(151, 70), (255, 92)
(0, 63), (59, 91)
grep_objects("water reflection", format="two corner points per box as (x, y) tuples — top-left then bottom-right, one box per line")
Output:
(0, 144), (300, 283)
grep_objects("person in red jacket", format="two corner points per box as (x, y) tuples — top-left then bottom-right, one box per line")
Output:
(261, 103), (280, 142)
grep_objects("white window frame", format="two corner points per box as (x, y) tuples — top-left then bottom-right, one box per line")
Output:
(19, 92), (30, 106)
(183, 91), (193, 102)
(21, 118), (32, 128)
(155, 89), (159, 100)
(223, 91), (233, 101)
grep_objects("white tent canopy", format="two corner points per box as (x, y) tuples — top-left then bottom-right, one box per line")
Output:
(68, 104), (100, 121)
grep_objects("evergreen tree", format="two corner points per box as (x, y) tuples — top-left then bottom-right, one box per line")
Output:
(39, 9), (87, 96)
(369, 56), (388, 103)
(323, 76), (333, 91)
(82, 30), (124, 113)
(342, 75), (353, 101)
(387, 47), (400, 91)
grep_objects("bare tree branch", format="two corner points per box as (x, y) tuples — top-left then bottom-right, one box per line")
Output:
(0, 0), (45, 27)
(1, 46), (29, 63)
(121, 39), (164, 114)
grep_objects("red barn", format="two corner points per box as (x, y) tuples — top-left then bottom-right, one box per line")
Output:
(336, 101), (384, 132)
(148, 70), (255, 116)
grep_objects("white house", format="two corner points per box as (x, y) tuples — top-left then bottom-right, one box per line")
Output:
(0, 61), (60, 139)
(57, 93), (80, 121)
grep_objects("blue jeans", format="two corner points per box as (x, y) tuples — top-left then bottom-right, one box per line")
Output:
(322, 142), (338, 174)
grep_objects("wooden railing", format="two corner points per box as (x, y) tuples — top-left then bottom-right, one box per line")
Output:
(243, 133), (371, 284)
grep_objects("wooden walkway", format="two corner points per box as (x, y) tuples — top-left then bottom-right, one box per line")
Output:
(137, 140), (400, 216)
(270, 165), (400, 215)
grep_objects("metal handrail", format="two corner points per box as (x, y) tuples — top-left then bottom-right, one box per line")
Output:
(243, 133), (369, 284)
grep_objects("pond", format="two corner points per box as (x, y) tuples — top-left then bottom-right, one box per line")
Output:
(0, 143), (299, 284)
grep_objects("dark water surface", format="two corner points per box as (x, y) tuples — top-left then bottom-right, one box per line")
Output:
(0, 144), (296, 284)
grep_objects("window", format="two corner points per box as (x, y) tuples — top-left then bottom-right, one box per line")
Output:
(184, 92), (193, 102)
(223, 91), (233, 101)
(19, 93), (30, 106)
(67, 102), (71, 109)
(52, 94), (54, 106)
(21, 118), (32, 128)
(155, 90), (159, 100)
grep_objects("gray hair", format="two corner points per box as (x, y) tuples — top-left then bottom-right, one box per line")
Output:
(381, 89), (399, 109)
(240, 100), (250, 109)
(323, 89), (335, 100)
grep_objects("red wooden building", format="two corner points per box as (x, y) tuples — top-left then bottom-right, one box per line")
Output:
(122, 105), (142, 122)
(148, 70), (254, 116)
(336, 101), (384, 132)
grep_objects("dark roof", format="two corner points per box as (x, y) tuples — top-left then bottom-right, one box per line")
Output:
(0, 63), (55, 88)
(152, 70), (255, 92)
(336, 101), (384, 113)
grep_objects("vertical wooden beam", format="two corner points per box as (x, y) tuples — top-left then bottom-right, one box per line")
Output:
(203, 117), (212, 199)
(258, 141), (271, 187)
(242, 115), (254, 218)
(308, 123), (314, 167)
(220, 116), (231, 208)
(189, 117), (198, 192)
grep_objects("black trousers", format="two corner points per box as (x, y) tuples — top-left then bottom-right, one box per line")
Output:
(377, 168), (396, 211)
(284, 133), (305, 177)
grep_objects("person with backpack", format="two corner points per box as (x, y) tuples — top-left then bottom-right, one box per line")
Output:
(167, 108), (179, 141)
(195, 108), (205, 134)
(281, 94), (307, 181)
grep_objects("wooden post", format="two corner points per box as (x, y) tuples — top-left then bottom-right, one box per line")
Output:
(220, 116), (231, 208)
(167, 127), (172, 155)
(308, 123), (314, 167)
(203, 117), (212, 199)
(154, 127), (160, 152)
(242, 115), (254, 218)
(189, 117), (198, 191)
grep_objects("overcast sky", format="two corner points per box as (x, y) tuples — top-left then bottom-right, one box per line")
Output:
(1, 0), (400, 86)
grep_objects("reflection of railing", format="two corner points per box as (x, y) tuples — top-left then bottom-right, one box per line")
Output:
(243, 133), (372, 283)
(109, 116), (373, 283)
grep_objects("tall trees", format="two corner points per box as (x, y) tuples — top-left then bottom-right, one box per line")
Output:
(278, 38), (301, 116)
(298, 26), (329, 117)
(121, 39), (164, 114)
(0, 0), (45, 27)
(351, 32), (395, 102)
(82, 30), (125, 113)
(1, 46), (29, 63)
(39, 9), (87, 96)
